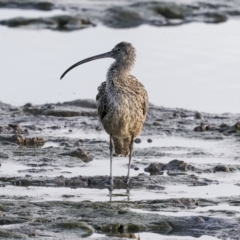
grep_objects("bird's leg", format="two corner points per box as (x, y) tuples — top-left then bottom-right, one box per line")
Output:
(126, 134), (134, 189)
(109, 135), (114, 193)
(98, 135), (114, 194)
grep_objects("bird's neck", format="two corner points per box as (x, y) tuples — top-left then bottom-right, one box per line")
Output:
(106, 61), (133, 88)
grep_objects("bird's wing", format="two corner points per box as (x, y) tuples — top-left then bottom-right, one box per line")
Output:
(128, 76), (149, 117)
(96, 81), (108, 121)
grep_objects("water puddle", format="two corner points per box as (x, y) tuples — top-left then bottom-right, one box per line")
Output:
(0, 19), (240, 113)
(0, 9), (68, 20)
(0, 186), (164, 202)
(136, 137), (218, 149)
(42, 141), (60, 148)
(50, 128), (108, 140)
(131, 203), (240, 218)
(88, 232), (219, 240)
(0, 158), (145, 178)
(166, 184), (240, 199)
(134, 233), (219, 240)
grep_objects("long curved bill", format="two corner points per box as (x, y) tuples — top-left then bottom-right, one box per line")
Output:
(60, 51), (113, 79)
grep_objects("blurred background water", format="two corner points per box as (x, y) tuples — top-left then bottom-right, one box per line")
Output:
(0, 1), (240, 113)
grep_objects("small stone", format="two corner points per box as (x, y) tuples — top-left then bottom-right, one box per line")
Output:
(134, 138), (141, 144)
(194, 124), (211, 131)
(144, 163), (164, 175)
(147, 139), (152, 143)
(173, 112), (180, 118)
(195, 112), (203, 119)
(153, 121), (160, 126)
(61, 148), (93, 163)
(235, 122), (240, 130)
(47, 104), (55, 109)
(95, 126), (102, 131)
(24, 103), (32, 108)
(220, 123), (230, 128)
(214, 165), (230, 172)
(165, 159), (194, 171)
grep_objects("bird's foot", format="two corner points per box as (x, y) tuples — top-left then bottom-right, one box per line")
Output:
(124, 176), (131, 188)
(126, 177), (131, 186)
(99, 176), (114, 192)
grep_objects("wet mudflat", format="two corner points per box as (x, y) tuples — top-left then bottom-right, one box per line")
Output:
(1, 0), (240, 239)
(1, 99), (240, 239)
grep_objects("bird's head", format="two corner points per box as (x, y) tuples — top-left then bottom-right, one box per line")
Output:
(60, 41), (136, 79)
(110, 42), (136, 63)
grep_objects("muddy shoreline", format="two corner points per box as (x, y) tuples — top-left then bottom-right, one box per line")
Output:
(0, 99), (240, 239)
(1, 0), (240, 31)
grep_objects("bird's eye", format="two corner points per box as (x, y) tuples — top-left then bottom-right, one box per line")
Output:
(117, 48), (121, 52)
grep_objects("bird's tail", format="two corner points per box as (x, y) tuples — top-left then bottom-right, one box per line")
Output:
(113, 137), (132, 157)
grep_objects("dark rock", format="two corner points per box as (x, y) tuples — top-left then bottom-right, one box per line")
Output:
(24, 125), (42, 131)
(61, 148), (93, 162)
(235, 122), (240, 130)
(0, 1), (54, 11)
(154, 4), (187, 19)
(95, 126), (102, 131)
(8, 123), (23, 134)
(0, 135), (44, 147)
(147, 139), (152, 143)
(167, 171), (187, 176)
(194, 124), (215, 131)
(134, 138), (141, 144)
(62, 99), (97, 108)
(0, 153), (9, 159)
(145, 160), (195, 175)
(146, 184), (165, 190)
(173, 112), (180, 118)
(53, 220), (93, 237)
(164, 159), (195, 171)
(202, 12), (228, 24)
(220, 123), (230, 128)
(0, 15), (94, 31)
(214, 165), (230, 173)
(43, 109), (81, 117)
(15, 135), (44, 146)
(23, 103), (32, 107)
(144, 163), (164, 175)
(0, 229), (27, 239)
(104, 7), (143, 28)
(195, 112), (203, 119)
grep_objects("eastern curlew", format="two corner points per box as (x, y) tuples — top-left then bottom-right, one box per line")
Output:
(60, 42), (148, 193)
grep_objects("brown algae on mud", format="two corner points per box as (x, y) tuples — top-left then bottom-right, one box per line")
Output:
(1, 99), (240, 239)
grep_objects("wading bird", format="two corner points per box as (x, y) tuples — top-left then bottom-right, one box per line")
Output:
(60, 42), (148, 193)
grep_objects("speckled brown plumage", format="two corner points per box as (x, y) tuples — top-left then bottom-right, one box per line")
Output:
(96, 42), (148, 157)
(60, 41), (148, 192)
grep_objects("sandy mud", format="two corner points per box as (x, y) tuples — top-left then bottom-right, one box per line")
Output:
(0, 99), (240, 239)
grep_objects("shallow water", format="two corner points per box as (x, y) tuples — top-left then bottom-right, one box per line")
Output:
(1, 9), (240, 113)
(131, 204), (240, 217)
(89, 232), (220, 240)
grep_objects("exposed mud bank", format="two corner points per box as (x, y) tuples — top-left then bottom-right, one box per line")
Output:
(1, 99), (240, 239)
(0, 0), (240, 31)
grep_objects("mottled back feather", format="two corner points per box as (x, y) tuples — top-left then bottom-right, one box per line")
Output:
(96, 41), (148, 156)
(96, 76), (148, 156)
